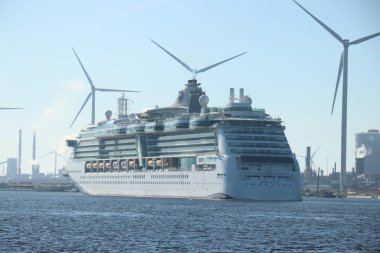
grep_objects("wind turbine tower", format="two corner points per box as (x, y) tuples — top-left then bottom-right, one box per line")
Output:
(305, 147), (312, 182)
(293, 1), (380, 192)
(40, 143), (66, 176)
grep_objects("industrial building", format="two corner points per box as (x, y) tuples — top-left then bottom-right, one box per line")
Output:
(6, 158), (17, 180)
(355, 129), (380, 176)
(0, 129), (73, 191)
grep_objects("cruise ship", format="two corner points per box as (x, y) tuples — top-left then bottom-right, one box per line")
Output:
(65, 41), (301, 200)
(65, 80), (302, 201)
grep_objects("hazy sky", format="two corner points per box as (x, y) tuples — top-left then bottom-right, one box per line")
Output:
(0, 0), (379, 175)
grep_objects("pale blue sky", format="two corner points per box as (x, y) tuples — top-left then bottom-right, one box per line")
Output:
(0, 0), (379, 175)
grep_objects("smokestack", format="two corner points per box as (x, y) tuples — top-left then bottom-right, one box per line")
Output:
(229, 88), (235, 103)
(306, 146), (311, 169)
(239, 88), (244, 102)
(33, 130), (36, 160)
(18, 129), (22, 175)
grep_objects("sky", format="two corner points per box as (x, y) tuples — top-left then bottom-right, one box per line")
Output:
(0, 0), (379, 176)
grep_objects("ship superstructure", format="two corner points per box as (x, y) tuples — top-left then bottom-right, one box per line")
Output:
(66, 84), (301, 200)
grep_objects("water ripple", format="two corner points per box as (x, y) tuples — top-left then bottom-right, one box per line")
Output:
(0, 192), (379, 252)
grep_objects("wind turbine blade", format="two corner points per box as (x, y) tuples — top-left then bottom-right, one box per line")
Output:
(57, 153), (67, 161)
(0, 161), (7, 165)
(311, 160), (316, 170)
(349, 32), (380, 45)
(196, 52), (247, 74)
(72, 47), (95, 88)
(40, 151), (55, 158)
(70, 92), (92, 128)
(293, 0), (344, 43)
(331, 52), (344, 115)
(311, 145), (321, 158)
(0, 107), (24, 110)
(150, 39), (193, 73)
(96, 88), (139, 92)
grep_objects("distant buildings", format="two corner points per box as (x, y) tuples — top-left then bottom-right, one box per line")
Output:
(355, 129), (380, 176)
(6, 158), (17, 179)
(0, 129), (73, 190)
(2, 159), (71, 185)
(32, 163), (44, 180)
(302, 129), (380, 192)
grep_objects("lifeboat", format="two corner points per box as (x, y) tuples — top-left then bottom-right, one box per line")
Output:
(112, 160), (119, 169)
(155, 159), (162, 167)
(128, 160), (135, 170)
(120, 160), (128, 170)
(147, 160), (154, 167)
(105, 162), (111, 170)
(85, 162), (92, 169)
(98, 162), (105, 169)
(92, 162), (98, 169)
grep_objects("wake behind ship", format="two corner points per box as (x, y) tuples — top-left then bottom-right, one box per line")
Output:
(65, 80), (301, 201)
(65, 42), (301, 201)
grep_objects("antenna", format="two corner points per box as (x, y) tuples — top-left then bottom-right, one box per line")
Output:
(150, 39), (246, 80)
(117, 93), (132, 118)
(293, 0), (380, 192)
(70, 48), (140, 128)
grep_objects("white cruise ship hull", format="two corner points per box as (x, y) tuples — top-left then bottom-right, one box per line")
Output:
(66, 155), (302, 201)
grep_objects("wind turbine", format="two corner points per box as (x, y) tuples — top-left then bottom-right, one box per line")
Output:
(0, 161), (6, 176)
(310, 145), (321, 173)
(70, 48), (139, 128)
(40, 151), (66, 176)
(150, 39), (247, 80)
(293, 1), (380, 192)
(0, 107), (24, 110)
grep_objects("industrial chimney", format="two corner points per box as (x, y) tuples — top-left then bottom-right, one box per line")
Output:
(304, 146), (312, 182)
(31, 130), (40, 178)
(32, 130), (36, 160)
(18, 129), (22, 175)
(306, 147), (311, 169)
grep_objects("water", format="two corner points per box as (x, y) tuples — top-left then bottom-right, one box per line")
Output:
(0, 191), (379, 252)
